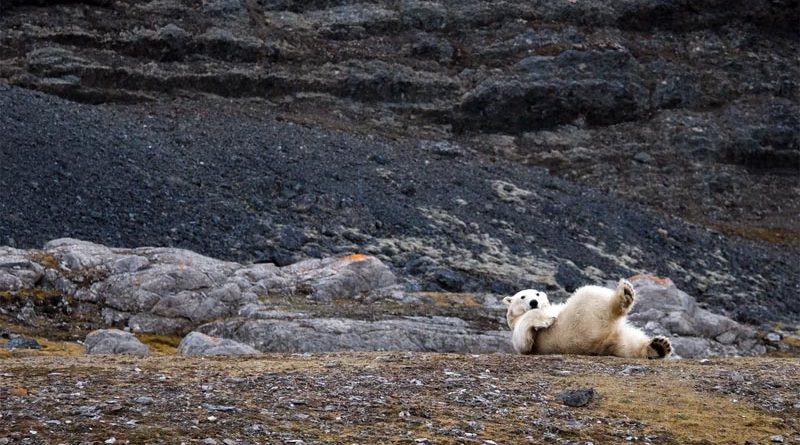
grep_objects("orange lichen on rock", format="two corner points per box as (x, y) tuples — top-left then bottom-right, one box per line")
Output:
(339, 253), (369, 262)
(629, 273), (673, 285)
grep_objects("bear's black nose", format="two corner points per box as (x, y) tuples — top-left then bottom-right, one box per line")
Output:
(529, 300), (538, 309)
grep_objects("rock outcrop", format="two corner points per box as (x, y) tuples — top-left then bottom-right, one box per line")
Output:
(0, 238), (779, 356)
(29, 238), (399, 334)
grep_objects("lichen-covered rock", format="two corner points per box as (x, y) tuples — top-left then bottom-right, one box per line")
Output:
(282, 254), (399, 301)
(177, 331), (259, 355)
(629, 275), (765, 357)
(1, 239), (402, 334)
(84, 329), (150, 355)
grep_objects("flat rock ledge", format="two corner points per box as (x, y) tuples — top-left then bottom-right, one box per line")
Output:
(0, 238), (770, 356)
(198, 316), (510, 353)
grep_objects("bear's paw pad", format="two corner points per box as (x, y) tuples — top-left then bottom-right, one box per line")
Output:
(647, 336), (672, 359)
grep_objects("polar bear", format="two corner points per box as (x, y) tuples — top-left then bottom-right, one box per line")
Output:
(502, 289), (557, 354)
(504, 279), (672, 359)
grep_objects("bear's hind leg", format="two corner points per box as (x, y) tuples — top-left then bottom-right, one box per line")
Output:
(610, 279), (636, 317)
(646, 336), (673, 359)
(611, 324), (669, 359)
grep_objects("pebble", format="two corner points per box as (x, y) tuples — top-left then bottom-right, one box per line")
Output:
(203, 403), (236, 412)
(105, 438), (116, 444)
(634, 152), (655, 164)
(414, 439), (431, 445)
(621, 365), (647, 375)
(135, 396), (154, 405)
(0, 438), (8, 445)
(770, 435), (784, 443)
(77, 405), (98, 417)
(766, 332), (782, 343)
(244, 424), (265, 434)
(556, 388), (595, 407)
(202, 439), (218, 445)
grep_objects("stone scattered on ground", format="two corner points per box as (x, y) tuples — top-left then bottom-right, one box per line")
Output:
(1, 353), (797, 444)
(177, 331), (259, 356)
(556, 388), (595, 407)
(84, 329), (150, 355)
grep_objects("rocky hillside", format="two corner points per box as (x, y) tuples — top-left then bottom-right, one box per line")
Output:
(1, 0), (798, 242)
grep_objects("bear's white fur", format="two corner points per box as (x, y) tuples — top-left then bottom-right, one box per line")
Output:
(505, 279), (672, 359)
(502, 289), (556, 354)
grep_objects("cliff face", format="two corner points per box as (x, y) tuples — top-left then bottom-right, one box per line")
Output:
(0, 0), (798, 325)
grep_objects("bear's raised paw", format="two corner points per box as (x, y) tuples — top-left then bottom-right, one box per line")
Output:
(647, 336), (672, 359)
(616, 279), (636, 313)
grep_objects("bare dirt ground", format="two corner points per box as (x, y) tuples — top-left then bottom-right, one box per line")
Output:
(1, 351), (798, 444)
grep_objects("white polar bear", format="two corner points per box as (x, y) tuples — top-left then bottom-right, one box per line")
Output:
(504, 279), (672, 359)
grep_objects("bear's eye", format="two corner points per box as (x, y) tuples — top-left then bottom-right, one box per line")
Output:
(520, 296), (526, 300)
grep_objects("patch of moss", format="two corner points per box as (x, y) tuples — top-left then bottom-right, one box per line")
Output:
(29, 251), (60, 270)
(136, 333), (182, 354)
(563, 372), (786, 444)
(0, 288), (63, 302)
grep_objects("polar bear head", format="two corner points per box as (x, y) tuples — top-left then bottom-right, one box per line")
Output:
(502, 289), (550, 328)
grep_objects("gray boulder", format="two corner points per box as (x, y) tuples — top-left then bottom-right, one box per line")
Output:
(177, 331), (259, 356)
(0, 247), (44, 291)
(85, 329), (150, 355)
(629, 275), (765, 357)
(198, 316), (510, 353)
(283, 254), (399, 301)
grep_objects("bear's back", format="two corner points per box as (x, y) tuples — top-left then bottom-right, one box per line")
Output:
(532, 285), (619, 355)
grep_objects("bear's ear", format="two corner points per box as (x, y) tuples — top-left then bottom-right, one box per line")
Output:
(502, 296), (512, 305)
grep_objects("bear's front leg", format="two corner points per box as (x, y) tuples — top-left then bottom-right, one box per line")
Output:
(527, 309), (556, 329)
(510, 310), (554, 354)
